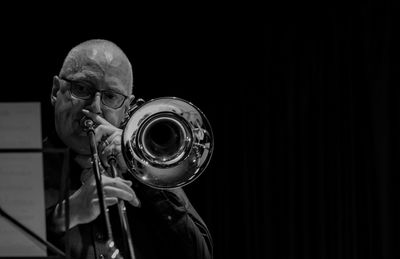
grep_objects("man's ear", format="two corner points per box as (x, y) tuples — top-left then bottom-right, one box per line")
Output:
(51, 76), (61, 106)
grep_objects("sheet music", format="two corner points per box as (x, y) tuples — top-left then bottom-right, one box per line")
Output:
(0, 102), (42, 149)
(0, 102), (46, 256)
(0, 152), (46, 256)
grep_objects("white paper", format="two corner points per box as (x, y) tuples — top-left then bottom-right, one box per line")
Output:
(0, 102), (42, 149)
(0, 152), (47, 256)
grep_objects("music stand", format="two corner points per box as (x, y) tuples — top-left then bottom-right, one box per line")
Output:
(0, 147), (72, 259)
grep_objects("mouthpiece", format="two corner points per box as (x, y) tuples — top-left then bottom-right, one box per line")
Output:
(80, 116), (97, 132)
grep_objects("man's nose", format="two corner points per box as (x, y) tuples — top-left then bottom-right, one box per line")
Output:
(86, 93), (102, 114)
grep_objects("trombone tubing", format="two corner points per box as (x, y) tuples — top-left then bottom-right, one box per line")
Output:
(86, 125), (114, 242)
(109, 157), (136, 259)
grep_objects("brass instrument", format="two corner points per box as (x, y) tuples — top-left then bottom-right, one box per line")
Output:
(83, 96), (214, 259)
(121, 97), (214, 189)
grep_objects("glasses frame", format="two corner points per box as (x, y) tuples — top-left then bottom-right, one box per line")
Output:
(60, 76), (128, 109)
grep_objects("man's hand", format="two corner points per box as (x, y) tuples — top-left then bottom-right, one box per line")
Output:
(53, 175), (140, 232)
(82, 109), (128, 172)
(69, 174), (140, 227)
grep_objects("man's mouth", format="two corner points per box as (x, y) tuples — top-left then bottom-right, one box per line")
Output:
(73, 119), (88, 137)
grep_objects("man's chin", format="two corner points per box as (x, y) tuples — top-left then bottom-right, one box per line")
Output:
(65, 135), (91, 155)
(71, 145), (91, 155)
(56, 120), (91, 154)
(77, 131), (88, 137)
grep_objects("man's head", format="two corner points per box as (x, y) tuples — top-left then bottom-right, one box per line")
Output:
(51, 39), (135, 154)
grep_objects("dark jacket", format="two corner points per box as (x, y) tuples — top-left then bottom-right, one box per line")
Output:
(43, 133), (213, 259)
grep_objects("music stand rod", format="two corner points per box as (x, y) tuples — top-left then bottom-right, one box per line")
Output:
(0, 205), (66, 258)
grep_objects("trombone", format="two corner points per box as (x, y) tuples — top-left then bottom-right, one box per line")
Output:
(82, 97), (214, 259)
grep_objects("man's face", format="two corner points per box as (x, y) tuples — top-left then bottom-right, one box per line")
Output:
(52, 50), (133, 155)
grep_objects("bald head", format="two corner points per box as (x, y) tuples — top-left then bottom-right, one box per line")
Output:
(59, 39), (133, 93)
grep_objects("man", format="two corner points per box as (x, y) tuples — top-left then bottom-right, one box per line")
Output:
(45, 39), (213, 259)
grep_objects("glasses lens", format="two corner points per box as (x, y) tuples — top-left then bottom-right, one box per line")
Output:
(102, 91), (126, 109)
(71, 84), (92, 99)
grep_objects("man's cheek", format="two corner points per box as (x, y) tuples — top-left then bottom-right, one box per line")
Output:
(105, 110), (125, 127)
(55, 100), (82, 130)
(57, 94), (81, 112)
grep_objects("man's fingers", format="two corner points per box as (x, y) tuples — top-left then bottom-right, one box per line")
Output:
(81, 109), (125, 171)
(105, 131), (121, 146)
(93, 186), (140, 207)
(82, 109), (112, 126)
(102, 176), (141, 206)
(103, 186), (134, 202)
(101, 142), (121, 168)
(103, 176), (133, 193)
(127, 196), (141, 207)
(82, 109), (119, 144)
(92, 197), (119, 207)
(94, 125), (119, 143)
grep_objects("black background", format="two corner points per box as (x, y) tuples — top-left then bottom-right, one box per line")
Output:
(1, 4), (398, 259)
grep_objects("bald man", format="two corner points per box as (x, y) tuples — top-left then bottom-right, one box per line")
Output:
(44, 39), (213, 259)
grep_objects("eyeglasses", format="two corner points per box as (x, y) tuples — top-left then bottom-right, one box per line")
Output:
(61, 77), (128, 109)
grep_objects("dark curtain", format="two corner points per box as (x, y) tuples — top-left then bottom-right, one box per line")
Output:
(192, 5), (398, 259)
(187, 4), (398, 259)
(1, 4), (398, 259)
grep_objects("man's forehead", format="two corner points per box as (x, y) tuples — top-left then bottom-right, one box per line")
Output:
(62, 44), (133, 93)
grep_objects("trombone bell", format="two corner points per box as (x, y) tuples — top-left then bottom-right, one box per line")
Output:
(121, 97), (214, 189)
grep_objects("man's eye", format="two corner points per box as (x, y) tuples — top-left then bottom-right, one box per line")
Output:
(75, 85), (87, 92)
(72, 84), (91, 96)
(103, 92), (118, 100)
